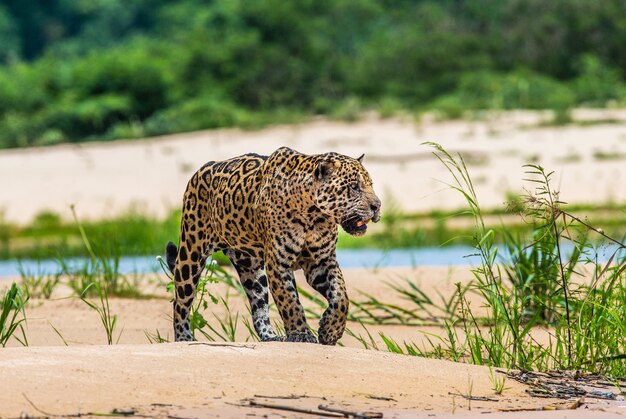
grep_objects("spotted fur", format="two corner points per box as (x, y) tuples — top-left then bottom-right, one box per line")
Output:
(166, 147), (381, 345)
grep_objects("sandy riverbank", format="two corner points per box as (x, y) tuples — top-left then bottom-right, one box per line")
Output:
(1, 266), (625, 418)
(2, 110), (625, 224)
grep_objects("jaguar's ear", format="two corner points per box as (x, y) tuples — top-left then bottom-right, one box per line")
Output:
(356, 153), (365, 163)
(315, 159), (335, 180)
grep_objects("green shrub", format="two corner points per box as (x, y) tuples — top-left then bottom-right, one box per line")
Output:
(329, 96), (364, 122)
(68, 45), (172, 119)
(433, 70), (575, 112)
(0, 5), (19, 62)
(428, 70), (576, 123)
(429, 94), (466, 119)
(144, 95), (251, 136)
(0, 63), (47, 116)
(31, 211), (63, 231)
(44, 93), (133, 141)
(376, 97), (404, 119)
(573, 55), (626, 106)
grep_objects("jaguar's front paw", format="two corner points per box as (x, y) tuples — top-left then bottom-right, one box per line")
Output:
(286, 332), (318, 344)
(318, 333), (339, 346)
(262, 335), (287, 342)
(174, 330), (196, 342)
(318, 327), (342, 346)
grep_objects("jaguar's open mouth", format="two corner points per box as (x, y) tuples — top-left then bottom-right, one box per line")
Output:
(341, 216), (372, 236)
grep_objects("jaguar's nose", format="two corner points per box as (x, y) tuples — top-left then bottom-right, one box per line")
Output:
(370, 198), (381, 222)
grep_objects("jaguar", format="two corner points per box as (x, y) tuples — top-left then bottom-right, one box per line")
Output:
(166, 146), (381, 345)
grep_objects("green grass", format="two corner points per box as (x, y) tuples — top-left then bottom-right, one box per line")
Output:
(185, 264), (247, 343)
(337, 204), (625, 250)
(80, 281), (121, 345)
(18, 262), (61, 299)
(56, 206), (145, 299)
(367, 143), (626, 376)
(3, 200), (625, 261)
(71, 205), (124, 344)
(0, 282), (29, 347)
(592, 150), (626, 161)
(2, 209), (182, 260)
(158, 252), (257, 343)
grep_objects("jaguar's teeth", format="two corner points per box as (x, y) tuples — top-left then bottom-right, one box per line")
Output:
(354, 219), (371, 228)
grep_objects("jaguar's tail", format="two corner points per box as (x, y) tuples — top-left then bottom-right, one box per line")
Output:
(165, 241), (178, 274)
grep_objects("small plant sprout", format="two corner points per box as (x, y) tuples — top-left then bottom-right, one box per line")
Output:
(1, 283), (29, 347)
(81, 281), (122, 345)
(18, 262), (61, 300)
(489, 367), (507, 395)
(145, 329), (169, 344)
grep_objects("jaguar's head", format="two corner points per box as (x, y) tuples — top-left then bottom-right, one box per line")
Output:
(313, 153), (381, 236)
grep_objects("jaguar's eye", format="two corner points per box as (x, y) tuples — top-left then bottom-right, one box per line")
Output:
(350, 183), (360, 192)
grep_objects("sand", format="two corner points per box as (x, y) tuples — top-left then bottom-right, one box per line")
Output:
(1, 342), (609, 419)
(2, 267), (625, 417)
(1, 109), (626, 224)
(0, 266), (473, 346)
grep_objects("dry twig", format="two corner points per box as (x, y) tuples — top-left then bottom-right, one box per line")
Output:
(248, 400), (343, 417)
(318, 404), (384, 419)
(447, 392), (499, 402)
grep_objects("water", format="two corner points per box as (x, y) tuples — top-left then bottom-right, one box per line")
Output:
(1, 244), (622, 278)
(335, 246), (480, 269)
(0, 246), (480, 278)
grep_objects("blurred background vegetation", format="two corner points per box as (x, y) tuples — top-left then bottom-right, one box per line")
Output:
(1, 0), (626, 148)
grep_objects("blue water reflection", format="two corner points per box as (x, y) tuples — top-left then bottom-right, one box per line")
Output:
(0, 246), (480, 277)
(0, 244), (622, 278)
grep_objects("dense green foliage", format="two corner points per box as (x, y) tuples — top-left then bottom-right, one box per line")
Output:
(1, 0), (626, 148)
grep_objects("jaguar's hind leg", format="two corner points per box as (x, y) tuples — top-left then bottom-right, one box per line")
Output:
(169, 238), (210, 341)
(224, 249), (281, 341)
(168, 197), (222, 343)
